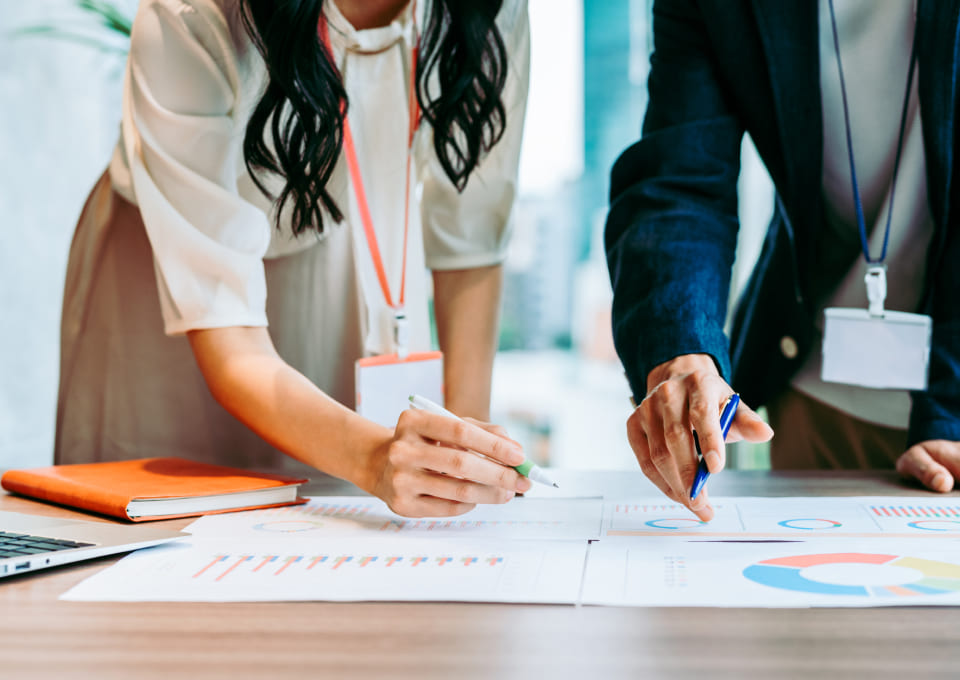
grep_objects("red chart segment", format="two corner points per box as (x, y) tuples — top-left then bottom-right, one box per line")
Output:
(776, 518), (842, 530)
(907, 520), (960, 531)
(643, 518), (707, 530)
(760, 553), (896, 568)
(189, 553), (509, 581)
(744, 553), (960, 597)
(870, 505), (960, 518)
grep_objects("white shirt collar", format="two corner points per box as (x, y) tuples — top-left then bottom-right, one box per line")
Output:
(324, 0), (416, 55)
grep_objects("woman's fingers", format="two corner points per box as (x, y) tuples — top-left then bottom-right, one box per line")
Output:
(389, 495), (477, 519)
(462, 417), (513, 442)
(373, 411), (530, 517)
(397, 409), (524, 467)
(418, 443), (530, 493)
(418, 470), (518, 506)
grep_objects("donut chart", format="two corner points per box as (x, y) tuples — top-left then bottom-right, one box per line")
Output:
(907, 520), (960, 532)
(743, 553), (960, 597)
(777, 518), (842, 530)
(644, 518), (707, 530)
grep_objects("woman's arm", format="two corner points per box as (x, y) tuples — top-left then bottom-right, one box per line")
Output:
(432, 265), (504, 420)
(419, 5), (528, 422)
(188, 327), (386, 484)
(188, 326), (529, 516)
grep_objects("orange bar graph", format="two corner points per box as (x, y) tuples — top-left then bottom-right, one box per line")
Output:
(192, 555), (227, 579)
(216, 555), (252, 582)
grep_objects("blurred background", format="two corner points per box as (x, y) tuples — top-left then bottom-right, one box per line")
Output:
(0, 0), (774, 471)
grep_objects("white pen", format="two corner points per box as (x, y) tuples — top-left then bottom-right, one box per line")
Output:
(407, 394), (559, 488)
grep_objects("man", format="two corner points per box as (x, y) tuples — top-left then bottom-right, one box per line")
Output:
(605, 0), (960, 521)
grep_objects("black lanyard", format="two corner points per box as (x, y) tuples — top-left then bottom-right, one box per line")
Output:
(827, 0), (919, 265)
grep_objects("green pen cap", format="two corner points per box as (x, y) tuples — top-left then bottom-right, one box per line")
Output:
(514, 460), (535, 477)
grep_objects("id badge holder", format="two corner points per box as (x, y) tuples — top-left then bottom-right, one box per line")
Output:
(821, 266), (932, 390)
(355, 309), (444, 428)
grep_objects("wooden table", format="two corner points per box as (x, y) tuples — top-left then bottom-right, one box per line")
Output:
(3, 470), (960, 680)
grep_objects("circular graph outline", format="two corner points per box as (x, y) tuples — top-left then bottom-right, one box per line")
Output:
(777, 518), (842, 530)
(907, 519), (960, 532)
(644, 518), (707, 530)
(743, 552), (960, 597)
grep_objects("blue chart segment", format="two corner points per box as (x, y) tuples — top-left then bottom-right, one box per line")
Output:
(870, 505), (960, 519)
(868, 503), (960, 535)
(777, 518), (842, 531)
(907, 520), (960, 532)
(743, 553), (960, 597)
(644, 518), (707, 530)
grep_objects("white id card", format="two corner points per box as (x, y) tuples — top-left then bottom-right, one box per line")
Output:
(355, 351), (444, 428)
(821, 308), (931, 390)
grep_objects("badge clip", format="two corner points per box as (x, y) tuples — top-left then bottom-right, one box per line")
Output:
(865, 265), (887, 318)
(393, 310), (410, 360)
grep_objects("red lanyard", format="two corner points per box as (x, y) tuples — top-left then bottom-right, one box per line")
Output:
(319, 8), (420, 313)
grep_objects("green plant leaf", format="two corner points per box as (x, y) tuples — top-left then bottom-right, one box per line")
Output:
(10, 0), (132, 54)
(76, 0), (133, 36)
(11, 26), (128, 54)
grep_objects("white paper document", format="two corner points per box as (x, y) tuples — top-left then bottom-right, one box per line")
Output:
(581, 538), (960, 608)
(61, 494), (960, 607)
(61, 538), (588, 604)
(186, 496), (604, 541)
(603, 497), (960, 538)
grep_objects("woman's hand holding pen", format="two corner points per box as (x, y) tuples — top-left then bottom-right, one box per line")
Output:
(628, 353), (773, 521)
(367, 408), (532, 518)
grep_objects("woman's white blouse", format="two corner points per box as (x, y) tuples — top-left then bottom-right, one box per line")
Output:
(109, 0), (529, 353)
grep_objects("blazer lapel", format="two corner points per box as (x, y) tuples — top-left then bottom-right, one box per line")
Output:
(917, 0), (960, 268)
(750, 0), (821, 295)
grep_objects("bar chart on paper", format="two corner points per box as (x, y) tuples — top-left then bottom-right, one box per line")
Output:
(190, 552), (511, 581)
(61, 538), (588, 603)
(185, 496), (603, 540)
(866, 503), (960, 533)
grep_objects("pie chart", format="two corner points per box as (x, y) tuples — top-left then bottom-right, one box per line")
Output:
(777, 518), (841, 530)
(907, 520), (960, 531)
(644, 518), (707, 530)
(743, 552), (960, 597)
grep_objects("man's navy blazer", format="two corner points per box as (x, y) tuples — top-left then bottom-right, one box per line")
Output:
(605, 0), (960, 446)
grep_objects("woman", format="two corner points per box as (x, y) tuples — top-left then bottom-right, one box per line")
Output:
(55, 0), (531, 517)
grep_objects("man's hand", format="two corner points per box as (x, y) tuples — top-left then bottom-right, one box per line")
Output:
(627, 354), (773, 521)
(896, 440), (960, 492)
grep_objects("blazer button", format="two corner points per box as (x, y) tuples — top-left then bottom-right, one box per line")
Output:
(780, 336), (799, 359)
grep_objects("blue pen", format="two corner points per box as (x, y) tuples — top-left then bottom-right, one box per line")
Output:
(690, 393), (740, 500)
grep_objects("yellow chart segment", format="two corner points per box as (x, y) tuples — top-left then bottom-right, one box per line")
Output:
(894, 556), (960, 579)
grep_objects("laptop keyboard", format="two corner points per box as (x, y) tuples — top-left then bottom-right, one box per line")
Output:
(0, 531), (94, 559)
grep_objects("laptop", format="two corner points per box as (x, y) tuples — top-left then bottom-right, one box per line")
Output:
(0, 510), (184, 578)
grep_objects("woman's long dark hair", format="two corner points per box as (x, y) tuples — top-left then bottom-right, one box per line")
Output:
(239, 0), (508, 235)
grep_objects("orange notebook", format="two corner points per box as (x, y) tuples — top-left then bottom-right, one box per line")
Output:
(0, 457), (308, 522)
